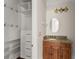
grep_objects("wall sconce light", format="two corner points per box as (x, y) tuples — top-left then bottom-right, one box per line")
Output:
(54, 6), (69, 13)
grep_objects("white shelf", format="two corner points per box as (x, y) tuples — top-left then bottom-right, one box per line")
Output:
(4, 38), (20, 43)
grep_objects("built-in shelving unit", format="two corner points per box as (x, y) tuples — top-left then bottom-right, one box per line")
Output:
(20, 0), (32, 59)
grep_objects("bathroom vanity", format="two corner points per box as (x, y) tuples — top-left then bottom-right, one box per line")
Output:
(43, 36), (72, 59)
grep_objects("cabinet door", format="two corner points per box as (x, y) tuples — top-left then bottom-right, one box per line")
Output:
(62, 43), (71, 59)
(51, 43), (60, 59)
(43, 41), (50, 59)
(43, 46), (49, 59)
(43, 43), (57, 59)
(49, 46), (55, 59)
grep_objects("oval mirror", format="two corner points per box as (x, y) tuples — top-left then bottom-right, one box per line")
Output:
(50, 18), (59, 33)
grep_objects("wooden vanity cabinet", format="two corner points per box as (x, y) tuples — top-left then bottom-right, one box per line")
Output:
(43, 36), (72, 59)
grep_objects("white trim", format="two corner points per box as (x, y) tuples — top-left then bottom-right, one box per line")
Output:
(32, 0), (38, 59)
